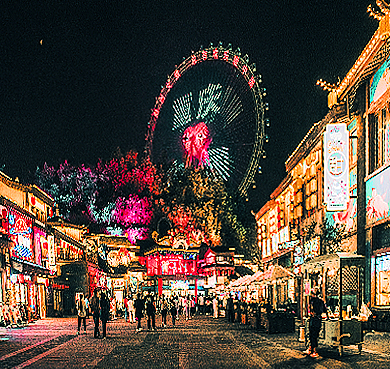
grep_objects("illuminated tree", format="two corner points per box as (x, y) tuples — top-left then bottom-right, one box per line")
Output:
(35, 149), (161, 244)
(157, 166), (245, 248)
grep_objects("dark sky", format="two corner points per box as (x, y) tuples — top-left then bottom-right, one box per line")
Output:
(1, 1), (378, 211)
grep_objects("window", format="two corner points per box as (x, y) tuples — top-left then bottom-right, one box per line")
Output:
(369, 104), (390, 174)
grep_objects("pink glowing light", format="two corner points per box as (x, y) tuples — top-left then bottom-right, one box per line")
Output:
(181, 122), (211, 168)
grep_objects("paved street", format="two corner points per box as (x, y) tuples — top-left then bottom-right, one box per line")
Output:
(0, 315), (389, 369)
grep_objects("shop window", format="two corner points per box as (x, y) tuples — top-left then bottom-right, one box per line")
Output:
(373, 222), (390, 251)
(369, 105), (390, 174)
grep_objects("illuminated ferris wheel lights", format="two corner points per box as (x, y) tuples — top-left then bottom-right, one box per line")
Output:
(265, 118), (270, 127)
(265, 135), (270, 143)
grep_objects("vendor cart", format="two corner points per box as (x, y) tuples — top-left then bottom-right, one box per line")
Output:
(301, 253), (365, 356)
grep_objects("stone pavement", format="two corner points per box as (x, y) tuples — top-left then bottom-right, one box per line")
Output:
(0, 315), (389, 368)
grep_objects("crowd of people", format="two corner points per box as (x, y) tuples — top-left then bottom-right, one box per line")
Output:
(76, 290), (224, 338)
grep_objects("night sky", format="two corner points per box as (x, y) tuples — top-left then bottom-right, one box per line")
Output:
(1, 1), (378, 211)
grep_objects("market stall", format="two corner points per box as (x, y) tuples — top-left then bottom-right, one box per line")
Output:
(301, 253), (365, 355)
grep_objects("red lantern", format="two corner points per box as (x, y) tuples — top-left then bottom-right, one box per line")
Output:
(31, 197), (36, 206)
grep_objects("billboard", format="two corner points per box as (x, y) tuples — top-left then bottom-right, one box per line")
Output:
(324, 123), (349, 211)
(366, 166), (390, 225)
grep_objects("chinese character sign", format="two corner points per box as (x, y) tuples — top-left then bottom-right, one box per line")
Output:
(324, 123), (349, 211)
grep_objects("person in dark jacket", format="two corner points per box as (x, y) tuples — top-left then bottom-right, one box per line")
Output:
(169, 298), (178, 327)
(146, 294), (156, 331)
(226, 295), (234, 323)
(90, 289), (100, 338)
(100, 291), (110, 339)
(134, 293), (145, 332)
(304, 287), (328, 358)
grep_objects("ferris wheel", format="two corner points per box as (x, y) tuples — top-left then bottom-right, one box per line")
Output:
(146, 43), (268, 197)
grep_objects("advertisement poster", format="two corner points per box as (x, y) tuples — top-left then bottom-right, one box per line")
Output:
(366, 166), (390, 225)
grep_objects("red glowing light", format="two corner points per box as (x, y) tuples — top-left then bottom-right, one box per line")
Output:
(233, 55), (239, 67)
(153, 109), (160, 118)
(191, 55), (197, 65)
(181, 122), (211, 169)
(223, 50), (229, 61)
(213, 49), (218, 59)
(202, 50), (208, 60)
(174, 69), (181, 80)
(242, 65), (248, 74)
(159, 94), (165, 104)
(248, 76), (255, 89)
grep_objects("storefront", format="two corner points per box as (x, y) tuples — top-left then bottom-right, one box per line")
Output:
(373, 249), (390, 306)
(145, 248), (200, 296)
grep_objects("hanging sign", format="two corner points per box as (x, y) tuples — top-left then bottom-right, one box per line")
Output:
(324, 123), (349, 211)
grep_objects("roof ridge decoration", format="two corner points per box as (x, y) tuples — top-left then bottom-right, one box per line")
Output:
(368, 0), (390, 21)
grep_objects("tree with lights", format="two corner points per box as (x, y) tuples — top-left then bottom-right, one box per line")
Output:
(156, 166), (246, 249)
(35, 149), (162, 244)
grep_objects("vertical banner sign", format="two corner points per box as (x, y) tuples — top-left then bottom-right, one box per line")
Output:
(47, 235), (56, 273)
(324, 123), (349, 211)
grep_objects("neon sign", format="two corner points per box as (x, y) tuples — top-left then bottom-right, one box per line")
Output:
(324, 123), (349, 211)
(9, 211), (33, 262)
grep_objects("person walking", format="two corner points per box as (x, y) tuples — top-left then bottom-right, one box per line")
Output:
(76, 293), (87, 335)
(226, 295), (234, 323)
(123, 295), (128, 322)
(128, 296), (135, 323)
(304, 287), (328, 358)
(100, 291), (110, 339)
(146, 295), (156, 331)
(198, 294), (204, 315)
(213, 295), (219, 318)
(184, 295), (190, 321)
(134, 293), (145, 332)
(90, 289), (100, 338)
(160, 297), (168, 327)
(169, 298), (177, 327)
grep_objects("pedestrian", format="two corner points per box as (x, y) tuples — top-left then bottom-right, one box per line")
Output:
(226, 295), (234, 323)
(198, 294), (204, 315)
(146, 295), (156, 331)
(110, 297), (116, 320)
(213, 295), (219, 318)
(134, 293), (145, 332)
(160, 297), (168, 327)
(304, 287), (328, 358)
(191, 296), (196, 316)
(90, 289), (100, 338)
(84, 295), (90, 318)
(184, 295), (190, 320)
(123, 295), (128, 322)
(76, 293), (87, 335)
(128, 296), (135, 323)
(100, 291), (110, 339)
(169, 298), (177, 327)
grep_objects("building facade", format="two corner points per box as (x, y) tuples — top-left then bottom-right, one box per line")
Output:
(255, 3), (390, 320)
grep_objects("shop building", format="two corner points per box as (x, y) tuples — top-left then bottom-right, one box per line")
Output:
(46, 218), (87, 316)
(144, 246), (200, 297)
(84, 234), (145, 303)
(253, 2), (390, 324)
(197, 246), (235, 293)
(0, 172), (54, 323)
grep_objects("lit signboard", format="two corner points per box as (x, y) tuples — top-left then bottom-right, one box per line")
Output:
(370, 55), (390, 106)
(324, 123), (349, 211)
(9, 210), (34, 262)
